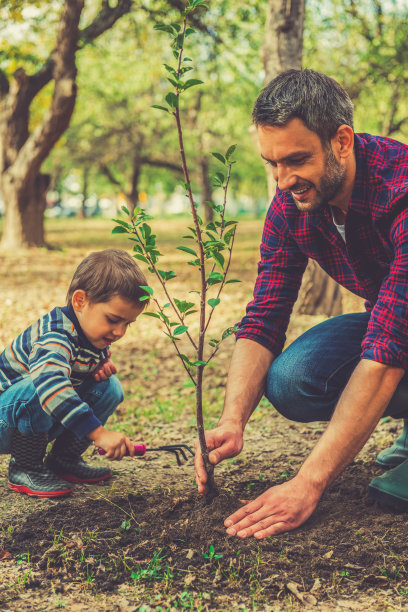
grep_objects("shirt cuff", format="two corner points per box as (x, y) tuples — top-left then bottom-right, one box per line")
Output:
(67, 412), (102, 440)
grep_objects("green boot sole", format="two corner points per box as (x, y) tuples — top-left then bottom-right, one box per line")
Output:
(368, 459), (408, 511)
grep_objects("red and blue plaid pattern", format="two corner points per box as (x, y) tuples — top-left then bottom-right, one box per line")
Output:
(237, 133), (408, 369)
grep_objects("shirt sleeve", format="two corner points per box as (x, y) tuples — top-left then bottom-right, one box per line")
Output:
(361, 206), (408, 370)
(28, 333), (102, 439)
(236, 196), (308, 355)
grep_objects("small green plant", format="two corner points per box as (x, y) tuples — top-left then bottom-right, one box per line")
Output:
(120, 520), (131, 531)
(279, 469), (293, 479)
(202, 544), (223, 561)
(131, 548), (173, 583)
(113, 0), (240, 501)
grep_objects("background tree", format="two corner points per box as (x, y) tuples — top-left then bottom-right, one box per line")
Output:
(260, 0), (342, 317)
(0, 0), (133, 249)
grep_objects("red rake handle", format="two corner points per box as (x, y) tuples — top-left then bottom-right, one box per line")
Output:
(97, 444), (146, 456)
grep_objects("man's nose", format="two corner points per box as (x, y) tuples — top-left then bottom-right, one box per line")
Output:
(275, 165), (296, 191)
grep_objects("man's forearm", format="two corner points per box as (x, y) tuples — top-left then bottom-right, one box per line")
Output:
(220, 338), (275, 428)
(297, 359), (405, 493)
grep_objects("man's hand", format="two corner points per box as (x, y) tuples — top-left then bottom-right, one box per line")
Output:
(87, 425), (134, 460)
(195, 419), (244, 494)
(224, 475), (321, 539)
(93, 351), (117, 382)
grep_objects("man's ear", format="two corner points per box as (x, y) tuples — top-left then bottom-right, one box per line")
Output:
(72, 289), (88, 313)
(332, 124), (354, 159)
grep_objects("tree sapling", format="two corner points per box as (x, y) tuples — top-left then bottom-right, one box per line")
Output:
(113, 0), (240, 502)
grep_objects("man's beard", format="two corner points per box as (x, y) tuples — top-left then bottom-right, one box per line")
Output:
(291, 147), (346, 212)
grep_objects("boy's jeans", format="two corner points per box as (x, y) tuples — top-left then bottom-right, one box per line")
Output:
(266, 312), (408, 422)
(0, 375), (124, 454)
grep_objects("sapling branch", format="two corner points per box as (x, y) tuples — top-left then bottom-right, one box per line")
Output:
(153, 297), (197, 386)
(130, 218), (198, 352)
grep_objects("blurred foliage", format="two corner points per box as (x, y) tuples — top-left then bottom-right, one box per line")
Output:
(1, 0), (408, 215)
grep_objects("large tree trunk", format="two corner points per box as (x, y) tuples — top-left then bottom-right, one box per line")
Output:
(262, 0), (342, 315)
(0, 0), (132, 250)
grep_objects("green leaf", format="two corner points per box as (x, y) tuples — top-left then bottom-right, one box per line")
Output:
(180, 354), (193, 366)
(222, 325), (239, 340)
(183, 79), (203, 90)
(174, 325), (188, 336)
(152, 105), (170, 113)
(165, 92), (178, 108)
(208, 298), (220, 308)
(158, 270), (176, 281)
(143, 312), (160, 319)
(211, 152), (225, 164)
(121, 205), (130, 216)
(140, 285), (154, 296)
(207, 271), (223, 286)
(139, 295), (150, 302)
(177, 246), (197, 256)
(215, 172), (225, 184)
(185, 27), (196, 36)
(192, 360), (207, 366)
(163, 63), (176, 74)
(133, 254), (148, 264)
(174, 299), (195, 314)
(212, 251), (225, 269)
(225, 144), (237, 160)
(112, 226), (128, 234)
(225, 278), (241, 284)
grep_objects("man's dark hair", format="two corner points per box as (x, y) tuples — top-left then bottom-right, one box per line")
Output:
(66, 249), (149, 306)
(252, 69), (354, 143)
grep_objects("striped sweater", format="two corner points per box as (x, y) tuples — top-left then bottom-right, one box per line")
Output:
(0, 306), (108, 439)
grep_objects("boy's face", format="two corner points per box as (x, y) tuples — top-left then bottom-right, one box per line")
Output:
(72, 292), (144, 350)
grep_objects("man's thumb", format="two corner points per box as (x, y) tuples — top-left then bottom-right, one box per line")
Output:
(208, 450), (221, 465)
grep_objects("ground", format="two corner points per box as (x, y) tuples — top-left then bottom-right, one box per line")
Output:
(0, 218), (408, 612)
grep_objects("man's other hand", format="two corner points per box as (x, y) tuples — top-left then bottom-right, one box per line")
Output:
(195, 419), (244, 494)
(224, 476), (321, 539)
(93, 351), (117, 381)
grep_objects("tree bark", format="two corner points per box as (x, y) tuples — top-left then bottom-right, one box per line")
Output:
(0, 0), (132, 250)
(262, 0), (342, 316)
(199, 157), (214, 223)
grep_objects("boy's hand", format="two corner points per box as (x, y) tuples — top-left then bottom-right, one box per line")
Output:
(87, 425), (134, 460)
(93, 351), (117, 382)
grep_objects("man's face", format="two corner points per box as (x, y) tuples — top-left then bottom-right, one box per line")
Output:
(73, 293), (143, 350)
(258, 118), (346, 212)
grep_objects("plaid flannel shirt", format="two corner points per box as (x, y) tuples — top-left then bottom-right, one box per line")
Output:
(237, 133), (408, 370)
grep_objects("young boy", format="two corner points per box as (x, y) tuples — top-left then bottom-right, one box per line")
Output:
(0, 249), (148, 498)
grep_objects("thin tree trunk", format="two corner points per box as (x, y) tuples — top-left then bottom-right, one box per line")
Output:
(199, 157), (214, 222)
(262, 0), (342, 316)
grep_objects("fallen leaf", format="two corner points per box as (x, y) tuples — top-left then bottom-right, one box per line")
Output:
(286, 582), (317, 606)
(323, 550), (334, 559)
(184, 573), (195, 586)
(0, 551), (11, 561)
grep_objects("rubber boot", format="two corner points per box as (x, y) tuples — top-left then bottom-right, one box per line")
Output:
(8, 430), (72, 498)
(376, 419), (408, 468)
(45, 429), (112, 483)
(368, 458), (408, 511)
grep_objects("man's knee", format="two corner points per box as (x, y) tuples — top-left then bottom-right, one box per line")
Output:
(265, 353), (333, 423)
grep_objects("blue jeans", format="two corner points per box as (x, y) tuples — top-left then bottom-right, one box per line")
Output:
(266, 313), (408, 422)
(0, 375), (124, 454)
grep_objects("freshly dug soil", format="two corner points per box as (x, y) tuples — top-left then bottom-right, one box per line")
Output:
(2, 450), (408, 610)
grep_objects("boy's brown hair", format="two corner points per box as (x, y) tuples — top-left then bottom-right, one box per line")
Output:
(66, 249), (149, 306)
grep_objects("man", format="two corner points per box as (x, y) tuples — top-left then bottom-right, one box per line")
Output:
(195, 69), (408, 539)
